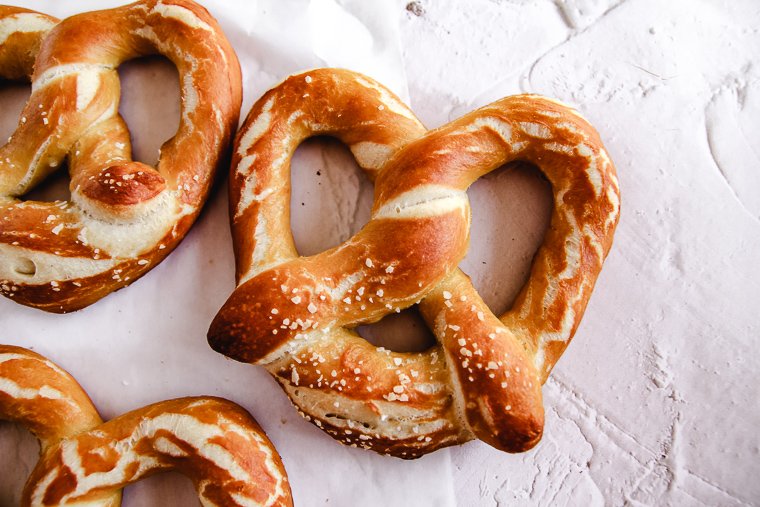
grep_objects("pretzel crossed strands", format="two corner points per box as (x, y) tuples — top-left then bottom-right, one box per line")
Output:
(0, 0), (242, 312)
(209, 69), (620, 458)
(0, 345), (293, 506)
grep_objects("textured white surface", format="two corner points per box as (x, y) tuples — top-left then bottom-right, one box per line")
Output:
(1, 1), (759, 506)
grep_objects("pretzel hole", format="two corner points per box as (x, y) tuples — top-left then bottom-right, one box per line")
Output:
(118, 56), (180, 167)
(123, 472), (197, 506)
(290, 137), (373, 256)
(0, 421), (39, 505)
(0, 79), (29, 142)
(461, 161), (552, 316)
(21, 170), (71, 202)
(356, 307), (437, 353)
(13, 258), (36, 276)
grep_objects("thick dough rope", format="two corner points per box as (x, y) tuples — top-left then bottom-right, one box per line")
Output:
(208, 68), (620, 458)
(0, 345), (292, 506)
(0, 0), (242, 312)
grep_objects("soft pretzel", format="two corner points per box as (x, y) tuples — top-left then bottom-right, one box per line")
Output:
(0, 344), (292, 506)
(0, 0), (242, 313)
(208, 69), (620, 458)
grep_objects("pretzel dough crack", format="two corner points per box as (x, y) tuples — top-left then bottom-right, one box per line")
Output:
(371, 185), (468, 220)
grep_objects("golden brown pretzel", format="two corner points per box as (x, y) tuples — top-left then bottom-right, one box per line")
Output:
(0, 344), (292, 506)
(0, 0), (242, 313)
(208, 68), (620, 458)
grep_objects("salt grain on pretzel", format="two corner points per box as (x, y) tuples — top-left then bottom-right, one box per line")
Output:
(0, 0), (242, 312)
(208, 68), (620, 458)
(0, 345), (292, 506)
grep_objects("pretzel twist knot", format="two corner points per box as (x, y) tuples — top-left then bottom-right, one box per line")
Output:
(0, 0), (242, 313)
(0, 344), (292, 506)
(208, 69), (620, 458)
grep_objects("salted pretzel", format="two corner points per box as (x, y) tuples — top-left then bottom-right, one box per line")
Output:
(0, 0), (242, 313)
(0, 344), (292, 506)
(208, 69), (620, 458)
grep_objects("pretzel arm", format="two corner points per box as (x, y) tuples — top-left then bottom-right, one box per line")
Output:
(0, 7), (57, 81)
(0, 8), (59, 194)
(69, 115), (167, 220)
(416, 96), (619, 450)
(230, 69), (428, 282)
(479, 97), (621, 380)
(419, 271), (545, 453)
(0, 345), (122, 506)
(0, 345), (102, 448)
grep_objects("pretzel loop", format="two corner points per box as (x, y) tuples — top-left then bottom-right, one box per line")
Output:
(0, 345), (292, 506)
(0, 345), (104, 453)
(209, 69), (619, 458)
(0, 1), (242, 312)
